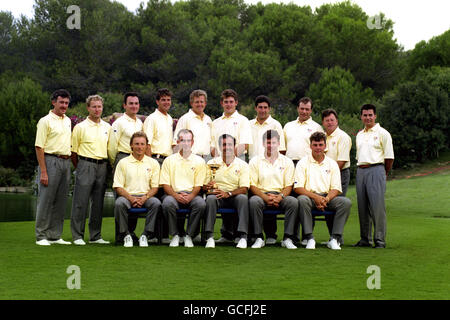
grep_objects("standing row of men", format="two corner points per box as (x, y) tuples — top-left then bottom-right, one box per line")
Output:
(34, 88), (394, 250)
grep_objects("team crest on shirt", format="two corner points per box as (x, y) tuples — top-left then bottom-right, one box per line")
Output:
(235, 169), (240, 175)
(374, 137), (378, 141)
(233, 122), (238, 126)
(325, 169), (331, 174)
(332, 141), (336, 146)
(279, 166), (285, 171)
(191, 167), (195, 171)
(307, 128), (312, 132)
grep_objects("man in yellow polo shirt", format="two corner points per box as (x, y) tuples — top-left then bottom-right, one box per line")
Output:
(34, 89), (72, 246)
(294, 132), (352, 250)
(173, 89), (212, 160)
(70, 95), (111, 245)
(160, 129), (206, 248)
(113, 132), (161, 248)
(249, 130), (298, 249)
(210, 89), (252, 160)
(355, 104), (394, 249)
(284, 97), (323, 166)
(107, 92), (143, 169)
(204, 134), (250, 249)
(144, 88), (174, 165)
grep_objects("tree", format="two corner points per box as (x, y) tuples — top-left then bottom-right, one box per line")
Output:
(306, 66), (374, 115)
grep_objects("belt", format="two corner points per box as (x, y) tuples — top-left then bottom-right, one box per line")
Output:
(79, 156), (106, 164)
(152, 154), (167, 159)
(45, 153), (70, 160)
(118, 151), (130, 156)
(358, 163), (383, 169)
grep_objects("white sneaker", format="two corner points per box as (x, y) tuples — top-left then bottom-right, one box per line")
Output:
(251, 238), (265, 249)
(193, 234), (202, 243)
(281, 238), (297, 249)
(306, 238), (316, 250)
(215, 237), (233, 243)
(36, 239), (51, 246)
(48, 239), (71, 245)
(139, 235), (148, 247)
(89, 239), (110, 244)
(236, 238), (247, 249)
(124, 235), (133, 248)
(148, 237), (158, 244)
(205, 237), (215, 248)
(266, 237), (277, 245)
(73, 239), (86, 246)
(184, 235), (194, 248)
(327, 238), (341, 250)
(169, 235), (180, 247)
(301, 239), (308, 246)
(161, 238), (171, 244)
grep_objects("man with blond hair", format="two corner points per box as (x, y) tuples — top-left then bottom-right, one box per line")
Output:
(70, 95), (111, 245)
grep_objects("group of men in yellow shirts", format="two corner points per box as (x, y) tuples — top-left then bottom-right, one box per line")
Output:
(34, 87), (394, 250)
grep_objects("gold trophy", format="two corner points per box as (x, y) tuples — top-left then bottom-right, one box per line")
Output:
(207, 164), (221, 194)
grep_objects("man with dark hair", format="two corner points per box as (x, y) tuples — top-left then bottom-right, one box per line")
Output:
(173, 89), (212, 160)
(34, 89), (72, 246)
(249, 130), (298, 249)
(284, 97), (323, 166)
(70, 95), (111, 245)
(249, 95), (285, 160)
(321, 108), (352, 196)
(204, 134), (250, 249)
(211, 89), (252, 160)
(144, 88), (174, 165)
(108, 92), (143, 169)
(294, 132), (352, 250)
(355, 104), (394, 248)
(113, 131), (161, 248)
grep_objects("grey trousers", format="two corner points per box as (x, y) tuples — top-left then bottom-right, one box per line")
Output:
(297, 194), (351, 241)
(205, 194), (249, 239)
(249, 195), (298, 240)
(356, 165), (387, 245)
(162, 194), (206, 237)
(114, 196), (161, 237)
(341, 168), (350, 197)
(35, 156), (71, 241)
(70, 159), (107, 241)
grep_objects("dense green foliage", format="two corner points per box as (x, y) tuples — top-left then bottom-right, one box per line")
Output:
(0, 0), (449, 179)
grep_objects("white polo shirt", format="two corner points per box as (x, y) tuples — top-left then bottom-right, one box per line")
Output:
(356, 123), (394, 166)
(249, 116), (286, 160)
(211, 110), (252, 155)
(325, 127), (352, 170)
(174, 109), (212, 156)
(284, 117), (323, 160)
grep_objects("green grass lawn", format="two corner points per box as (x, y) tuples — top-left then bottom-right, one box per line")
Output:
(0, 170), (449, 300)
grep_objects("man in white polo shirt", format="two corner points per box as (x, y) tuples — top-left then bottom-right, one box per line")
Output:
(284, 97), (323, 166)
(34, 89), (73, 246)
(144, 88), (174, 165)
(355, 104), (394, 249)
(210, 89), (252, 160)
(113, 132), (161, 248)
(173, 89), (212, 161)
(108, 92), (143, 169)
(294, 132), (352, 250)
(70, 94), (111, 245)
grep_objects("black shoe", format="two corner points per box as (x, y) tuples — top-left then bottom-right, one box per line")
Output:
(374, 242), (386, 248)
(353, 240), (372, 247)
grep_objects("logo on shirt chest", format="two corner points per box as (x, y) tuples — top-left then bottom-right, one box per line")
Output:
(233, 122), (238, 126)
(307, 128), (312, 132)
(324, 169), (331, 174)
(279, 166), (285, 172)
(234, 169), (240, 175)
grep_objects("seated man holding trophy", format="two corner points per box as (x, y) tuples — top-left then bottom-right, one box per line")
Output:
(204, 134), (250, 249)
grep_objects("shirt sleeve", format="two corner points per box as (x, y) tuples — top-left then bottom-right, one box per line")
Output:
(150, 160), (160, 189)
(381, 129), (394, 159)
(107, 121), (120, 165)
(249, 159), (259, 187)
(283, 159), (295, 188)
(337, 134), (352, 162)
(71, 124), (81, 153)
(238, 118), (253, 145)
(143, 116), (155, 145)
(35, 117), (48, 149)
(293, 160), (306, 189)
(329, 160), (342, 193)
(194, 160), (207, 187)
(112, 159), (125, 189)
(239, 162), (250, 189)
(159, 157), (171, 186)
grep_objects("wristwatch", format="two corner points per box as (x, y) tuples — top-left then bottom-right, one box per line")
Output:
(280, 193), (285, 199)
(227, 192), (232, 197)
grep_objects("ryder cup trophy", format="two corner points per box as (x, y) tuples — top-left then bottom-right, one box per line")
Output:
(207, 164), (221, 194)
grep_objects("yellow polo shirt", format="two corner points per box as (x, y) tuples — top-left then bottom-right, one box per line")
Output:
(143, 109), (173, 157)
(356, 123), (394, 166)
(159, 152), (206, 193)
(174, 109), (212, 156)
(210, 111), (252, 154)
(113, 155), (160, 195)
(325, 127), (352, 170)
(205, 156), (250, 192)
(294, 155), (342, 194)
(35, 110), (72, 156)
(107, 113), (143, 164)
(249, 116), (286, 160)
(283, 117), (323, 160)
(71, 118), (111, 160)
(249, 154), (295, 193)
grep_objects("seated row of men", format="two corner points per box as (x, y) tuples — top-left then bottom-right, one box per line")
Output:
(114, 129), (351, 250)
